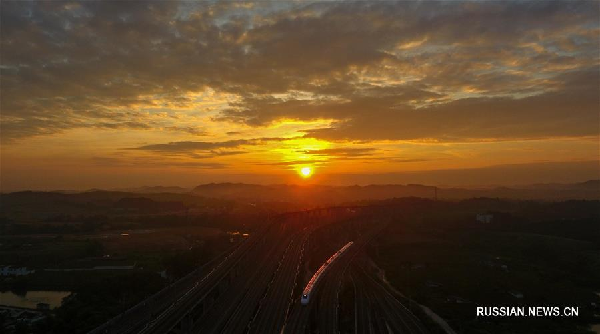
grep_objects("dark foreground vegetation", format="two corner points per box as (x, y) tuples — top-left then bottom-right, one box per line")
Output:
(0, 188), (598, 334)
(0, 223), (235, 333)
(368, 198), (600, 334)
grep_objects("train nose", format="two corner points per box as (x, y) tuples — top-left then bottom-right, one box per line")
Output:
(301, 295), (309, 305)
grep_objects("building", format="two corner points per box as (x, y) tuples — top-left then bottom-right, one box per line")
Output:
(509, 291), (524, 299)
(0, 266), (35, 276)
(476, 213), (494, 223)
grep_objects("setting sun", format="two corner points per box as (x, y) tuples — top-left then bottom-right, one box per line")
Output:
(300, 167), (313, 178)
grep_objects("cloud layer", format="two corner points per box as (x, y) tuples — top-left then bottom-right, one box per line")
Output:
(1, 1), (598, 143)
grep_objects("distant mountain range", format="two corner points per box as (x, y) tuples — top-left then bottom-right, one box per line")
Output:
(1, 181), (597, 220)
(189, 180), (600, 203)
(190, 183), (436, 204)
(110, 186), (192, 193)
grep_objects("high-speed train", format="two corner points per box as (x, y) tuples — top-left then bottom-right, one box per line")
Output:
(301, 242), (354, 305)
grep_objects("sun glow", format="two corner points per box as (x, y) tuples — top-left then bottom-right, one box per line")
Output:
(300, 167), (313, 178)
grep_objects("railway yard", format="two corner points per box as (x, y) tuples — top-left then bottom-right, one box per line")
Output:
(88, 207), (431, 334)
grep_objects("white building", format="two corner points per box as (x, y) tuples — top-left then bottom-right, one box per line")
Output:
(476, 213), (493, 223)
(0, 266), (35, 276)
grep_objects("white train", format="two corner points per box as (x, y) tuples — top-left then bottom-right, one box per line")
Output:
(301, 242), (354, 305)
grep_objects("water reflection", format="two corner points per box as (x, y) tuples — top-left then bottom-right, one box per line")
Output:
(0, 291), (71, 309)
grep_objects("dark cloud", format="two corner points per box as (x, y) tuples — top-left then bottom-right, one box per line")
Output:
(303, 148), (377, 157)
(91, 155), (226, 169)
(1, 1), (598, 141)
(128, 137), (289, 154)
(303, 68), (599, 141)
(129, 139), (251, 153)
(257, 159), (328, 167)
(189, 150), (248, 159)
(305, 150), (432, 163)
(165, 126), (208, 136)
(167, 161), (227, 169)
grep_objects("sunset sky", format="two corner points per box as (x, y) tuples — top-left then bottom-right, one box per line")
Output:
(1, 1), (598, 191)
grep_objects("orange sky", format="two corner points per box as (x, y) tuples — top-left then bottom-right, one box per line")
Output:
(1, 1), (598, 191)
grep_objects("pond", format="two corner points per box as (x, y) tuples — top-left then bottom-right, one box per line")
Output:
(0, 290), (71, 309)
